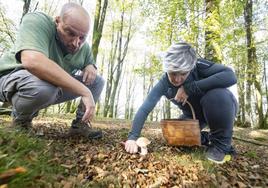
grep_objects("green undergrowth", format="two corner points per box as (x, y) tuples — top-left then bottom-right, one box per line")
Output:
(0, 126), (64, 188)
(243, 150), (258, 159)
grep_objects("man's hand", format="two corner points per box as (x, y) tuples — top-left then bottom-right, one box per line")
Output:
(82, 64), (97, 85)
(125, 140), (138, 154)
(174, 86), (188, 105)
(81, 93), (96, 122)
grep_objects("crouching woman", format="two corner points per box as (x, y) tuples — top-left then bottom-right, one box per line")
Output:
(125, 42), (238, 164)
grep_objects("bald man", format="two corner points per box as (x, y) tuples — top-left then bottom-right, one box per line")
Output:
(0, 3), (104, 139)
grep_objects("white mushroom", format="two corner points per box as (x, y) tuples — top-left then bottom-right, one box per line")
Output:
(136, 137), (151, 155)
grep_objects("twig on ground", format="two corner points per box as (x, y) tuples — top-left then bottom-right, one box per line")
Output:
(233, 136), (268, 147)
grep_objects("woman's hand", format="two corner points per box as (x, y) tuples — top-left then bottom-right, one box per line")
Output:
(125, 140), (138, 154)
(174, 86), (188, 105)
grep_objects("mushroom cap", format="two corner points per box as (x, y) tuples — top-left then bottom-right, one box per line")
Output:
(136, 137), (151, 147)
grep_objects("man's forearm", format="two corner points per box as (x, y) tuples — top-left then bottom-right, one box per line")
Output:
(20, 50), (91, 97)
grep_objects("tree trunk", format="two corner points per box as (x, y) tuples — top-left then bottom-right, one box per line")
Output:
(108, 57), (123, 117)
(244, 0), (254, 126)
(254, 81), (266, 128)
(163, 13), (175, 119)
(103, 23), (118, 117)
(164, 99), (171, 119)
(114, 70), (125, 118)
(124, 66), (136, 119)
(204, 0), (221, 63)
(21, 0), (31, 23)
(263, 60), (268, 128)
(108, 0), (134, 118)
(244, 0), (265, 128)
(96, 55), (105, 116)
(92, 0), (108, 62)
(237, 61), (247, 127)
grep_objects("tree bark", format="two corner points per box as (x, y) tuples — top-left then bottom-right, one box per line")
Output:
(96, 55), (105, 116)
(108, 0), (134, 118)
(103, 23), (118, 117)
(21, 0), (31, 23)
(124, 66), (136, 119)
(92, 0), (108, 62)
(114, 70), (125, 118)
(204, 0), (221, 63)
(244, 0), (265, 128)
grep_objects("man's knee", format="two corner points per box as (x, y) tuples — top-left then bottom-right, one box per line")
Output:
(32, 84), (60, 102)
(12, 81), (60, 110)
(88, 75), (105, 95)
(94, 75), (105, 89)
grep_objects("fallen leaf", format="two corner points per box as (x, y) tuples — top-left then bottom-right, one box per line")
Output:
(0, 167), (27, 185)
(77, 173), (84, 181)
(85, 155), (92, 165)
(62, 181), (73, 188)
(47, 157), (60, 163)
(0, 154), (8, 160)
(94, 166), (109, 179)
(248, 174), (261, 180)
(96, 153), (109, 161)
(36, 129), (44, 136)
(236, 181), (247, 188)
(251, 165), (260, 169)
(60, 164), (74, 169)
(135, 168), (149, 174)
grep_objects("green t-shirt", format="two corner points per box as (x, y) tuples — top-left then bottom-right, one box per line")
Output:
(0, 12), (95, 76)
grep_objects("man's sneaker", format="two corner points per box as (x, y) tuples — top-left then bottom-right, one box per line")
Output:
(66, 120), (102, 139)
(11, 119), (32, 129)
(206, 145), (231, 164)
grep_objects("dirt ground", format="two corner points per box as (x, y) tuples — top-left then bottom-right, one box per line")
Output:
(1, 116), (268, 187)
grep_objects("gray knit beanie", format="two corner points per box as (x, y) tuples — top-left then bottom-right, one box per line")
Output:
(162, 42), (197, 73)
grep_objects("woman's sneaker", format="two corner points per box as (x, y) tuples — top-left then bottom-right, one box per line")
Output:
(66, 120), (102, 139)
(206, 145), (231, 164)
(201, 131), (210, 147)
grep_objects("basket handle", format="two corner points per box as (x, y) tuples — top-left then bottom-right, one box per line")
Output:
(185, 101), (196, 120)
(169, 99), (196, 120)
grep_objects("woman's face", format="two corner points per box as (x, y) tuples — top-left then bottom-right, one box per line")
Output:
(167, 71), (190, 86)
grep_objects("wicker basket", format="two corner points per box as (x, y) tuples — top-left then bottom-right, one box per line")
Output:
(161, 101), (201, 146)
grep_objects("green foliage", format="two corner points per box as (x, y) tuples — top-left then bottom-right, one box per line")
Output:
(244, 150), (258, 159)
(0, 4), (16, 54)
(139, 0), (185, 48)
(0, 127), (64, 187)
(133, 54), (162, 78)
(107, 0), (140, 36)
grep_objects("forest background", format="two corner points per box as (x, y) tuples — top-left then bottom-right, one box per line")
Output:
(0, 0), (267, 129)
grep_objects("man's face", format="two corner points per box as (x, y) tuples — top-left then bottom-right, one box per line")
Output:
(167, 71), (190, 86)
(55, 15), (89, 54)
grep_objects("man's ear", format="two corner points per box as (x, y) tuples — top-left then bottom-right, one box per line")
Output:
(55, 16), (60, 25)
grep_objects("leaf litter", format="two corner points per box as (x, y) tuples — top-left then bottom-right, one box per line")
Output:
(1, 117), (268, 187)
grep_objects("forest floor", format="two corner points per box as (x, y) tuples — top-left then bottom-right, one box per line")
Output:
(0, 114), (268, 188)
